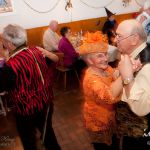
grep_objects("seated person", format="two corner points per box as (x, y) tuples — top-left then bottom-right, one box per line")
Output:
(102, 7), (118, 45)
(58, 26), (79, 67)
(43, 20), (60, 51)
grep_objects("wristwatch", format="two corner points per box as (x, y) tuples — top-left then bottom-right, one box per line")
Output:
(123, 77), (134, 85)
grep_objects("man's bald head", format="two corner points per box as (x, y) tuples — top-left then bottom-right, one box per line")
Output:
(49, 20), (58, 32)
(144, 0), (150, 10)
(116, 19), (147, 55)
(118, 19), (147, 42)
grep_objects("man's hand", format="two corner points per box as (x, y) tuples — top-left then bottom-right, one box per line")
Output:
(118, 55), (134, 80)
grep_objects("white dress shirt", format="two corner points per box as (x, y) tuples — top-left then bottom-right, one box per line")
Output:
(122, 43), (150, 116)
(43, 28), (60, 51)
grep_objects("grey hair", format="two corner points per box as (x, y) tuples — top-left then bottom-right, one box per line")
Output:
(49, 20), (58, 28)
(144, 0), (150, 10)
(130, 20), (147, 42)
(122, 19), (147, 42)
(2, 24), (27, 48)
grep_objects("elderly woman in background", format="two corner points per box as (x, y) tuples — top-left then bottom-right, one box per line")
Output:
(79, 32), (123, 150)
(58, 26), (79, 67)
(0, 24), (61, 150)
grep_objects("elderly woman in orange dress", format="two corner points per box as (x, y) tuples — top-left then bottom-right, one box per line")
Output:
(79, 32), (123, 150)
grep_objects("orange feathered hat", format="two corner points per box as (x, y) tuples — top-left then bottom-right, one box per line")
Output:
(79, 31), (108, 55)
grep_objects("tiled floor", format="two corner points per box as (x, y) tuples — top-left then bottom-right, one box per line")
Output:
(0, 85), (94, 150)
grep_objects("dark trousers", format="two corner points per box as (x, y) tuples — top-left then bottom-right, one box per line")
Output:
(15, 103), (61, 150)
(92, 135), (119, 150)
(123, 136), (150, 150)
(92, 143), (111, 150)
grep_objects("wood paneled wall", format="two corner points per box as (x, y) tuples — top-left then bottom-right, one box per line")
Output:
(27, 12), (135, 46)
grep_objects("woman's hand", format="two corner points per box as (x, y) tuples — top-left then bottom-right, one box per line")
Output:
(118, 55), (134, 79)
(118, 55), (142, 79)
(130, 58), (142, 73)
(113, 69), (120, 79)
(37, 47), (59, 62)
(37, 46), (51, 57)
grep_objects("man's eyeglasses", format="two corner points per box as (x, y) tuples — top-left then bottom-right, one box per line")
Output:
(115, 34), (135, 42)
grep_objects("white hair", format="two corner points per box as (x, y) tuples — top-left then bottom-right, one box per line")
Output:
(2, 24), (27, 48)
(120, 19), (147, 42)
(49, 20), (58, 30)
(144, 0), (150, 10)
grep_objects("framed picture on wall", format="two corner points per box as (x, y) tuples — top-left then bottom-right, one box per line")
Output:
(0, 0), (14, 14)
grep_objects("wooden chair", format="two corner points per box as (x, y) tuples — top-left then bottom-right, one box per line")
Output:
(54, 52), (80, 90)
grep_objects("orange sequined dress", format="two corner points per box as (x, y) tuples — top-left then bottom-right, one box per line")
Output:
(82, 66), (120, 145)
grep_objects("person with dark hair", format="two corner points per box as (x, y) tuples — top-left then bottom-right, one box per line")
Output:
(0, 24), (61, 150)
(58, 26), (79, 67)
(116, 19), (150, 150)
(60, 26), (69, 37)
(102, 7), (118, 45)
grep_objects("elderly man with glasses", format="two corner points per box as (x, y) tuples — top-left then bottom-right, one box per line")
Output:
(115, 19), (150, 150)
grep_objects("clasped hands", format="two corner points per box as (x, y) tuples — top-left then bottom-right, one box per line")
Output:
(118, 55), (142, 80)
